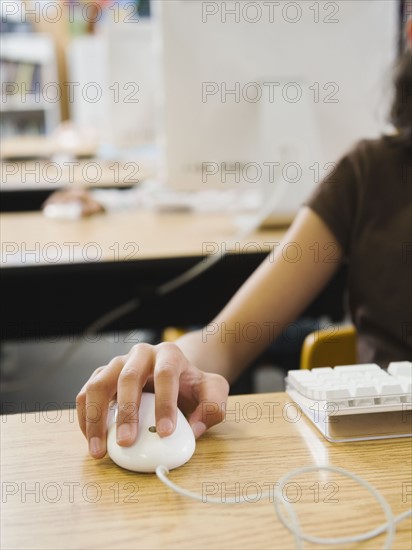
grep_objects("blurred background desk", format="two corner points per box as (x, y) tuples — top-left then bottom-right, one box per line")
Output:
(0, 157), (151, 212)
(1, 209), (346, 341)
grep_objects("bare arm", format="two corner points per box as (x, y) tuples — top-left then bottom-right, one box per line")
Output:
(77, 206), (343, 456)
(176, 206), (343, 381)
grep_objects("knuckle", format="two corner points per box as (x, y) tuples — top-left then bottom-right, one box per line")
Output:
(156, 341), (181, 357)
(119, 367), (140, 385)
(155, 360), (177, 378)
(130, 342), (152, 355)
(211, 372), (230, 393)
(156, 342), (188, 368)
(130, 343), (142, 354)
(87, 376), (107, 394)
(92, 366), (105, 377)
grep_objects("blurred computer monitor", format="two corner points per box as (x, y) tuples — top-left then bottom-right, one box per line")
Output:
(153, 0), (397, 217)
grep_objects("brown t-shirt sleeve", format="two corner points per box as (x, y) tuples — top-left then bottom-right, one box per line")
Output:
(306, 150), (359, 257)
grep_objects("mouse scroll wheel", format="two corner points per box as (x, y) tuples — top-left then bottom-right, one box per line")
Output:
(148, 426), (157, 433)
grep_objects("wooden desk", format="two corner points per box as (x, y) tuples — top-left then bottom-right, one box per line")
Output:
(0, 210), (296, 339)
(0, 209), (283, 265)
(1, 393), (411, 550)
(0, 160), (143, 191)
(0, 159), (152, 212)
(0, 135), (97, 160)
(0, 210), (347, 340)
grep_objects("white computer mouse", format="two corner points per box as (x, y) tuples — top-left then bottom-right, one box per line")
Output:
(107, 393), (196, 473)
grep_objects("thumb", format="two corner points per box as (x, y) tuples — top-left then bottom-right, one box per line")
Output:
(188, 373), (229, 438)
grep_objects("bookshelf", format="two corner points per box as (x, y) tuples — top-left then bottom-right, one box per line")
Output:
(0, 33), (60, 138)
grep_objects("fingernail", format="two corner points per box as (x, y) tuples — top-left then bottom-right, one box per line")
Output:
(157, 418), (173, 436)
(89, 437), (102, 456)
(117, 423), (132, 443)
(191, 422), (206, 439)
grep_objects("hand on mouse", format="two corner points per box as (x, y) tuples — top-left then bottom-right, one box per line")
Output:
(76, 342), (230, 459)
(43, 188), (104, 217)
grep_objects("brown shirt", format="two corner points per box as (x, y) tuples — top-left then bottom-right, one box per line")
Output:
(307, 135), (412, 367)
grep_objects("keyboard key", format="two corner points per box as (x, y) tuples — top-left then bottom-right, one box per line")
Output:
(351, 385), (377, 407)
(378, 383), (403, 405)
(287, 364), (411, 408)
(334, 364), (380, 373)
(324, 388), (351, 408)
(285, 362), (412, 442)
(312, 367), (333, 373)
(388, 361), (412, 380)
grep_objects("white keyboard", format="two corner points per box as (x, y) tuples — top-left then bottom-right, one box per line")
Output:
(286, 362), (412, 442)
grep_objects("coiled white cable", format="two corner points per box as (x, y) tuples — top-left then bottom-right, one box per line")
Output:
(156, 464), (412, 550)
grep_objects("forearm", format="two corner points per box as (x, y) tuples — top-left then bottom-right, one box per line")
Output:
(175, 328), (235, 381)
(77, 207), (343, 448)
(178, 207), (343, 383)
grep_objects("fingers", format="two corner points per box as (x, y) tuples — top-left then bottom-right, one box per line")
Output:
(116, 344), (154, 446)
(76, 356), (126, 458)
(76, 342), (230, 461)
(76, 366), (104, 438)
(153, 343), (185, 437)
(188, 373), (230, 438)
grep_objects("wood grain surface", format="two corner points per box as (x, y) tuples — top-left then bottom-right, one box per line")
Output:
(1, 210), (285, 265)
(1, 393), (411, 549)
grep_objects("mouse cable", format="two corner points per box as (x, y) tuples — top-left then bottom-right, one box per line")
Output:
(1, 179), (290, 393)
(0, 298), (141, 393)
(156, 464), (412, 550)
